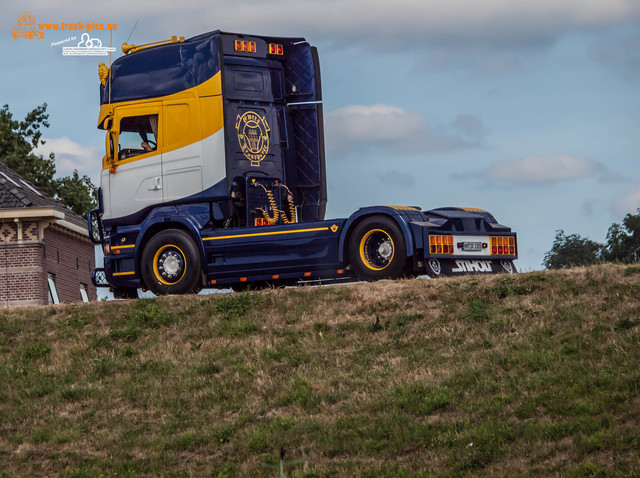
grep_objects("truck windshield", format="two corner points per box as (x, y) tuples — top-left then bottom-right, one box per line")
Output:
(118, 114), (158, 160)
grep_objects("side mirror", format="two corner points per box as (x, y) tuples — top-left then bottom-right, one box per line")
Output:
(106, 131), (118, 173)
(105, 131), (114, 161)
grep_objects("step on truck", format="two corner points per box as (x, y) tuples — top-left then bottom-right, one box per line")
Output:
(88, 30), (518, 297)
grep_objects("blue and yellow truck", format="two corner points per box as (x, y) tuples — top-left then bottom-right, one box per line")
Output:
(89, 30), (518, 297)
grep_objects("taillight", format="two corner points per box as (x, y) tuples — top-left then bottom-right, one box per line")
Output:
(490, 236), (516, 255)
(429, 235), (454, 254)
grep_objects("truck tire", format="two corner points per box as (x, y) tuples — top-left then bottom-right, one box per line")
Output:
(348, 216), (407, 281)
(140, 229), (202, 295)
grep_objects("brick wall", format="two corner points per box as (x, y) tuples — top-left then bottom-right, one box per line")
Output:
(43, 226), (96, 304)
(0, 219), (97, 307)
(0, 242), (45, 307)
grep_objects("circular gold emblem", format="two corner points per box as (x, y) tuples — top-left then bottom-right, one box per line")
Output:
(235, 111), (270, 166)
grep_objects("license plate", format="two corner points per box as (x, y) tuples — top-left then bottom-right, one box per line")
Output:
(463, 242), (482, 251)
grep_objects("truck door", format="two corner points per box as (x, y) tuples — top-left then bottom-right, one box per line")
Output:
(161, 98), (204, 204)
(108, 104), (162, 221)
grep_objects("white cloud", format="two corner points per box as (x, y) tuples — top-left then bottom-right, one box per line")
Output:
(477, 154), (625, 185)
(34, 137), (101, 180)
(613, 186), (640, 216)
(325, 105), (484, 156)
(15, 0), (640, 53)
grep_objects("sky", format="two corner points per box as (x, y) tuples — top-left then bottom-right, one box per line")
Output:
(2, 0), (640, 271)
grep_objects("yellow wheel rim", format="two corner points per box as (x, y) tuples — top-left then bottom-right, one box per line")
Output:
(152, 244), (187, 285)
(359, 229), (394, 271)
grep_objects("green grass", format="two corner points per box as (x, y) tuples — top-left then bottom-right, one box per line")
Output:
(0, 264), (639, 476)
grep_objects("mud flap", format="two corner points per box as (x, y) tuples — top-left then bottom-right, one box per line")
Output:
(425, 258), (517, 278)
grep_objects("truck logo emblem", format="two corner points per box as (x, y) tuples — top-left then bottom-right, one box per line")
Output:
(500, 260), (513, 273)
(236, 111), (270, 167)
(331, 224), (338, 232)
(428, 259), (441, 276)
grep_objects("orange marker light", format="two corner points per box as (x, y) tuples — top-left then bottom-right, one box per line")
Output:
(235, 40), (256, 53)
(269, 43), (284, 55)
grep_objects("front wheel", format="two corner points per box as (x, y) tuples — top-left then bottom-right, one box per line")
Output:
(348, 216), (408, 281)
(140, 229), (202, 295)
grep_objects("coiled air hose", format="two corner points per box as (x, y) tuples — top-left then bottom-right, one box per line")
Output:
(257, 184), (279, 225)
(279, 184), (297, 224)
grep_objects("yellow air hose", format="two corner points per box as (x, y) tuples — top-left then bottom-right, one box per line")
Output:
(257, 184), (279, 225)
(279, 184), (297, 224)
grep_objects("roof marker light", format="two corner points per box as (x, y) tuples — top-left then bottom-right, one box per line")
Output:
(235, 40), (257, 53)
(269, 43), (284, 55)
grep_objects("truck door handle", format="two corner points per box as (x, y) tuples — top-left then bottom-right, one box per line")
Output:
(150, 176), (162, 191)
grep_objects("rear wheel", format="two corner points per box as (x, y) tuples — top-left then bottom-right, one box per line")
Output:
(348, 216), (407, 281)
(140, 229), (202, 295)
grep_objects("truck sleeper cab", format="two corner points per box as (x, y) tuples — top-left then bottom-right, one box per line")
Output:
(89, 30), (518, 296)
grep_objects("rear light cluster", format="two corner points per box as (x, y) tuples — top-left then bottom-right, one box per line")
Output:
(491, 236), (516, 255)
(234, 40), (256, 53)
(429, 235), (454, 254)
(269, 43), (283, 55)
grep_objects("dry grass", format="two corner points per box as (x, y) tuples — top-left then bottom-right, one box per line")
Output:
(0, 264), (639, 477)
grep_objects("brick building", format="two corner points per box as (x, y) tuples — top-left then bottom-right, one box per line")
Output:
(0, 162), (96, 307)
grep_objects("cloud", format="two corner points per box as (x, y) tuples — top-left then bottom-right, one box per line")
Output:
(374, 170), (416, 188)
(590, 32), (640, 80)
(34, 137), (101, 179)
(325, 104), (484, 156)
(472, 154), (625, 185)
(17, 0), (640, 53)
(450, 114), (487, 141)
(613, 186), (640, 217)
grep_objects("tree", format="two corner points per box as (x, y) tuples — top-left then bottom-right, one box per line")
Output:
(0, 103), (96, 217)
(602, 209), (640, 264)
(543, 230), (603, 269)
(0, 103), (57, 196)
(56, 170), (98, 219)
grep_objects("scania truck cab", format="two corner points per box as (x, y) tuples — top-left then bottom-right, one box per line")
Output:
(89, 30), (518, 297)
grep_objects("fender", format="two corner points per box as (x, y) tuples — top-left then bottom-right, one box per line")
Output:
(337, 206), (424, 263)
(135, 207), (208, 276)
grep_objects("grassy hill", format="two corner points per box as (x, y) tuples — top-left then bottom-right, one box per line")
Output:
(1, 264), (639, 477)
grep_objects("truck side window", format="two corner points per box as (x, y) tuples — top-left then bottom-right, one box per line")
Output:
(118, 114), (158, 160)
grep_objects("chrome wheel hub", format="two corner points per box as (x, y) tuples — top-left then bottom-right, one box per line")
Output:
(160, 252), (181, 277)
(377, 240), (393, 261)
